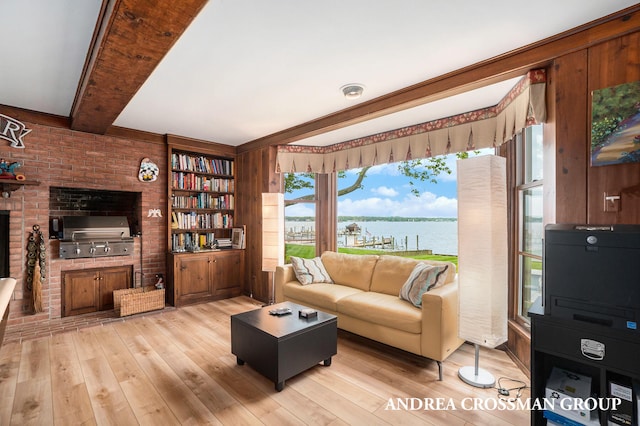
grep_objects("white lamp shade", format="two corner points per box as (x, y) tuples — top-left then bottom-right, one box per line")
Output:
(262, 192), (284, 272)
(457, 155), (508, 348)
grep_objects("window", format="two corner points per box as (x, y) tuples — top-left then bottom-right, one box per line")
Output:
(284, 172), (317, 261)
(516, 124), (544, 324)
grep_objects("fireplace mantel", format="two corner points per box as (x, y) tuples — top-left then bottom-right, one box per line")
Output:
(0, 179), (40, 197)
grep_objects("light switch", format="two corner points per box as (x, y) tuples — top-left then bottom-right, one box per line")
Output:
(603, 192), (620, 212)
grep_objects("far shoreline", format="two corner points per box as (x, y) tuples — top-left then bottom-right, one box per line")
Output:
(287, 216), (457, 222)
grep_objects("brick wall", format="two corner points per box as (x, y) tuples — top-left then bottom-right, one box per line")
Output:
(0, 122), (167, 326)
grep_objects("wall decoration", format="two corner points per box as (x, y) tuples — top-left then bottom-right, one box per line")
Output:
(147, 208), (162, 218)
(0, 114), (30, 148)
(0, 159), (24, 179)
(591, 80), (640, 166)
(26, 224), (46, 313)
(138, 157), (159, 182)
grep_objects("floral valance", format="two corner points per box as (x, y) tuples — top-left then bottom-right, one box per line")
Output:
(276, 69), (546, 173)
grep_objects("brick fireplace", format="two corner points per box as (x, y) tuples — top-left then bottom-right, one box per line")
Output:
(0, 122), (168, 328)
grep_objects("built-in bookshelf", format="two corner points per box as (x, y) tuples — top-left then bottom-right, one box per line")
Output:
(169, 149), (235, 252)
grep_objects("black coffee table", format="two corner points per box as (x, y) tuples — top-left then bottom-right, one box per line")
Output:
(231, 301), (337, 391)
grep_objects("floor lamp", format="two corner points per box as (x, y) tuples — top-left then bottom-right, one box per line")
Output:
(457, 155), (508, 388)
(262, 192), (284, 305)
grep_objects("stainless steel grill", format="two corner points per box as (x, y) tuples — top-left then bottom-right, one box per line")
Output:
(59, 216), (134, 259)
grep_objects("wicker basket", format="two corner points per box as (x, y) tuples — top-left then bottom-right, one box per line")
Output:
(113, 286), (165, 317)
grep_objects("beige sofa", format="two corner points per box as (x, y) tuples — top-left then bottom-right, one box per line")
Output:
(275, 251), (464, 380)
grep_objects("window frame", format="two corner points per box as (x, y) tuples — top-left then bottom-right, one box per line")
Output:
(513, 125), (544, 328)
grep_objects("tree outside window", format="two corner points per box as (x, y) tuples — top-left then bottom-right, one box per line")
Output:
(283, 153), (473, 262)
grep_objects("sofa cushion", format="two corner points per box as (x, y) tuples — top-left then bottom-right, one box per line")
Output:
(282, 282), (363, 312)
(399, 263), (449, 307)
(337, 292), (422, 334)
(370, 255), (457, 295)
(320, 251), (378, 291)
(290, 256), (333, 285)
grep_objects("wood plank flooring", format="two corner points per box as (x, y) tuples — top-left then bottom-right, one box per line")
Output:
(0, 296), (531, 425)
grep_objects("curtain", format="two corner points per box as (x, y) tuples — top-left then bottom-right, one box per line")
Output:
(276, 69), (546, 173)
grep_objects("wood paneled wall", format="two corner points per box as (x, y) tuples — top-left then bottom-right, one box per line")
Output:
(549, 31), (640, 225)
(235, 146), (280, 303)
(587, 32), (640, 224)
(547, 50), (589, 224)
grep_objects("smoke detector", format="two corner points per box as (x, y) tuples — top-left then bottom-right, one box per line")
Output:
(340, 84), (365, 99)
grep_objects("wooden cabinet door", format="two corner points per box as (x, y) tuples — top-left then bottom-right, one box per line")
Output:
(63, 270), (99, 317)
(211, 251), (243, 297)
(176, 254), (212, 304)
(99, 266), (132, 310)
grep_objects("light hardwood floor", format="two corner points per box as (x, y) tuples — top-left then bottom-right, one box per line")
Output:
(0, 296), (530, 425)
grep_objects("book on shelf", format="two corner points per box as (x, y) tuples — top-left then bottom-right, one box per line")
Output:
(171, 172), (234, 192)
(171, 153), (233, 176)
(171, 231), (216, 252)
(217, 238), (232, 249)
(172, 193), (234, 210)
(608, 378), (633, 426)
(172, 211), (233, 230)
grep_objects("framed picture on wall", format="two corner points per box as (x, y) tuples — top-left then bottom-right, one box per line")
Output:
(591, 80), (640, 167)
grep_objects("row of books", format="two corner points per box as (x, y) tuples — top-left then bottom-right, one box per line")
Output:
(171, 153), (233, 176)
(172, 173), (234, 192)
(172, 194), (234, 210)
(171, 232), (217, 252)
(171, 211), (233, 230)
(170, 230), (246, 251)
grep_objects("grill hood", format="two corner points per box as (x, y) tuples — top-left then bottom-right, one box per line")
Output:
(59, 216), (134, 259)
(62, 216), (131, 241)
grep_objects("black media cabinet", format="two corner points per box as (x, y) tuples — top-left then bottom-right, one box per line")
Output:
(529, 298), (640, 425)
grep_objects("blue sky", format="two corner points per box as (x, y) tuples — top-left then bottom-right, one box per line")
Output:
(285, 149), (492, 218)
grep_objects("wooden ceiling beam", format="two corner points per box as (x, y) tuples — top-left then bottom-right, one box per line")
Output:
(70, 0), (208, 134)
(237, 4), (640, 153)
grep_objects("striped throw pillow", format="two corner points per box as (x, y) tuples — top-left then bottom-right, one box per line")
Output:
(399, 263), (448, 307)
(290, 256), (334, 285)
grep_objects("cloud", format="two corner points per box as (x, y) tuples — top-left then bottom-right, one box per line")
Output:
(365, 163), (402, 176)
(285, 203), (315, 216)
(348, 148), (495, 183)
(371, 186), (398, 197)
(339, 191), (457, 218)
(346, 163), (402, 177)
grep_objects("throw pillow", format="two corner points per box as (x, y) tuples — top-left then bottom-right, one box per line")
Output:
(399, 263), (448, 307)
(290, 256), (334, 285)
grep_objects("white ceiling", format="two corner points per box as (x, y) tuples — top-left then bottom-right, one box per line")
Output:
(0, 1), (637, 147)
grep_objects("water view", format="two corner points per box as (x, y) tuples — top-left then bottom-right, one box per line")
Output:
(286, 219), (459, 255)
